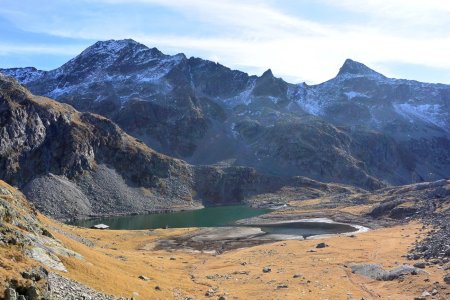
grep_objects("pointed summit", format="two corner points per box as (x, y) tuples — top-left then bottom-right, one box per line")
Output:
(261, 69), (274, 78)
(337, 59), (385, 78)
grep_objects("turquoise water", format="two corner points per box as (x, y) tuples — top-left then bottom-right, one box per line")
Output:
(72, 205), (358, 237)
(73, 205), (270, 230)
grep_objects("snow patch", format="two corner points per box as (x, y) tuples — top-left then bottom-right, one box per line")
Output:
(220, 79), (256, 106)
(394, 103), (449, 130)
(344, 91), (369, 100)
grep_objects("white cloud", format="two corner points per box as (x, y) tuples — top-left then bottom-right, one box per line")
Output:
(1, 0), (450, 83)
(0, 44), (84, 56)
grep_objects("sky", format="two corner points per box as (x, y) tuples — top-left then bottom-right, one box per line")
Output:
(1, 0), (450, 84)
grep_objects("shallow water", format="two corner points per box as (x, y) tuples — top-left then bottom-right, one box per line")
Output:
(259, 221), (358, 237)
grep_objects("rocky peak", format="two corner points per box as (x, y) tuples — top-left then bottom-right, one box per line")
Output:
(261, 68), (274, 78)
(57, 39), (165, 74)
(0, 67), (44, 84)
(337, 59), (385, 78)
(81, 39), (154, 56)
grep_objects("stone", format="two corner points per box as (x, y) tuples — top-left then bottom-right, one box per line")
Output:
(263, 267), (271, 273)
(154, 286), (162, 291)
(414, 262), (427, 269)
(277, 284), (288, 289)
(293, 274), (302, 278)
(444, 275), (450, 284)
(421, 291), (431, 297)
(138, 275), (150, 281)
(316, 243), (328, 249)
(5, 288), (17, 300)
(26, 286), (40, 300)
(205, 289), (215, 297)
(21, 271), (32, 279)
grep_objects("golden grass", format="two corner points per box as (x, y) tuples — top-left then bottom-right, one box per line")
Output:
(1, 180), (446, 299)
(37, 213), (445, 300)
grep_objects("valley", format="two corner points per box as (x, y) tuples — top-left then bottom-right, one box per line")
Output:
(0, 38), (449, 299)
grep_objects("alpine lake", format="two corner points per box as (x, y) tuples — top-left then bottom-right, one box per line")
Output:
(73, 205), (359, 238)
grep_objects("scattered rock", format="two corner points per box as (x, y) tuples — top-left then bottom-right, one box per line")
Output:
(138, 275), (150, 281)
(262, 267), (271, 273)
(155, 286), (162, 291)
(293, 274), (302, 278)
(316, 243), (328, 249)
(25, 286), (40, 300)
(47, 272), (117, 299)
(444, 275), (450, 284)
(5, 288), (17, 300)
(205, 289), (215, 297)
(421, 291), (431, 297)
(414, 262), (427, 269)
(276, 284), (288, 289)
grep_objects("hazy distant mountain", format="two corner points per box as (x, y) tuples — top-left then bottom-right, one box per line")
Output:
(2, 39), (449, 189)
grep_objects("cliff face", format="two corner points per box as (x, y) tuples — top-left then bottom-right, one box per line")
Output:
(0, 75), (198, 219)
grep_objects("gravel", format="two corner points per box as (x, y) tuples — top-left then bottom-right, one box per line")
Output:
(48, 273), (119, 300)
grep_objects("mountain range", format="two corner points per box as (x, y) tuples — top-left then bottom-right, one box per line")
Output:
(1, 74), (358, 220)
(1, 39), (449, 210)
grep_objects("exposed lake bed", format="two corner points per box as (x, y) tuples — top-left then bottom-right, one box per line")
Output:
(72, 205), (367, 253)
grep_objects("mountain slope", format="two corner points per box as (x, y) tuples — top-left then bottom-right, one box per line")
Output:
(0, 75), (359, 219)
(1, 39), (449, 188)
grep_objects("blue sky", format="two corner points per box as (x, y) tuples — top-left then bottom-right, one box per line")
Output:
(1, 0), (450, 84)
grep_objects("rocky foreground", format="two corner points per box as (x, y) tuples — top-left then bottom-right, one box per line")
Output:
(1, 179), (449, 299)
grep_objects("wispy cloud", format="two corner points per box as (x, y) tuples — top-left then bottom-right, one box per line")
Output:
(0, 0), (449, 83)
(0, 43), (84, 56)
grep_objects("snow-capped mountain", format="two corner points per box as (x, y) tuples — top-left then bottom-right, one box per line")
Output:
(1, 39), (449, 188)
(296, 59), (450, 135)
